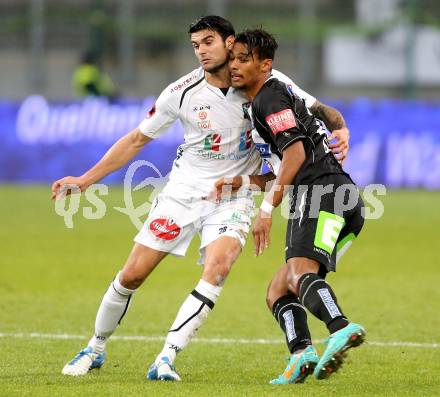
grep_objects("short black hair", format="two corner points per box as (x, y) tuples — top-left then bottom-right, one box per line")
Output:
(234, 29), (278, 60)
(188, 15), (235, 41)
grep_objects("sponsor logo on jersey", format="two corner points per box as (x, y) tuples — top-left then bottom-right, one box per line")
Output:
(197, 132), (254, 160)
(255, 143), (272, 158)
(170, 76), (195, 93)
(203, 133), (221, 151)
(198, 120), (212, 129)
(149, 217), (181, 241)
(193, 105), (211, 111)
(197, 151), (225, 160)
(198, 111), (208, 120)
(196, 150), (250, 161)
(146, 104), (156, 119)
(239, 130), (252, 151)
(265, 109), (296, 134)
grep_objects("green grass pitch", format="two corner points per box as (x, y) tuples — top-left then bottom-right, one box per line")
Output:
(0, 185), (439, 396)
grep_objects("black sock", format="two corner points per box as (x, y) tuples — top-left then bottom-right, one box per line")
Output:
(272, 294), (312, 354)
(298, 273), (349, 334)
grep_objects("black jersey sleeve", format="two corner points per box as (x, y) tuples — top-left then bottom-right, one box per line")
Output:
(253, 82), (307, 153)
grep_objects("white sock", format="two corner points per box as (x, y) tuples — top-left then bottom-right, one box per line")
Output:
(156, 279), (222, 365)
(88, 272), (136, 353)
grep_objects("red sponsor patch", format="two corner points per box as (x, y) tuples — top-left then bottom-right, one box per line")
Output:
(149, 217), (181, 241)
(198, 111), (208, 120)
(265, 109), (296, 134)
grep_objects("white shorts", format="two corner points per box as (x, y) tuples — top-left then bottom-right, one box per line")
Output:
(134, 193), (254, 264)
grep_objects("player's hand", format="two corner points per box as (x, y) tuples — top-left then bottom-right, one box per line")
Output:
(328, 127), (350, 164)
(51, 176), (88, 200)
(208, 176), (244, 202)
(252, 209), (272, 256)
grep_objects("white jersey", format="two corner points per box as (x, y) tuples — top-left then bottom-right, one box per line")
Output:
(138, 67), (316, 198)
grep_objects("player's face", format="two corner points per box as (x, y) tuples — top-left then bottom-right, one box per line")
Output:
(190, 30), (232, 73)
(229, 42), (261, 91)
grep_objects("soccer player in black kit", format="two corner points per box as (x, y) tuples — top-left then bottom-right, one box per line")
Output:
(226, 29), (366, 384)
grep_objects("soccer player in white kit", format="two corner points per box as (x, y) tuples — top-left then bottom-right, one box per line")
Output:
(53, 16), (350, 381)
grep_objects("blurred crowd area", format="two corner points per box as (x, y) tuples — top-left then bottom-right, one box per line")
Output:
(1, 0), (440, 100)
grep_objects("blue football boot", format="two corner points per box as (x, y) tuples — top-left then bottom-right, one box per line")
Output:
(62, 346), (106, 376)
(147, 357), (181, 381)
(270, 345), (319, 385)
(314, 323), (366, 380)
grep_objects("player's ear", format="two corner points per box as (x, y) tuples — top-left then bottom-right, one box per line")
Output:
(261, 59), (273, 73)
(225, 35), (235, 50)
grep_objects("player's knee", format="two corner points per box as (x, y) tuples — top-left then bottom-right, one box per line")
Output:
(287, 271), (301, 295)
(203, 257), (233, 286)
(266, 276), (289, 310)
(203, 240), (241, 285)
(287, 259), (319, 295)
(119, 267), (145, 290)
(286, 265), (303, 295)
(205, 259), (231, 282)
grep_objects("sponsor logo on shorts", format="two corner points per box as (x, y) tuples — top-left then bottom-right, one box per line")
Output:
(313, 246), (330, 259)
(221, 212), (244, 224)
(230, 212), (243, 223)
(314, 211), (345, 254)
(149, 217), (181, 241)
(265, 109), (296, 134)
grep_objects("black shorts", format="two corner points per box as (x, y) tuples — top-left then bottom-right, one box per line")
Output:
(285, 173), (364, 275)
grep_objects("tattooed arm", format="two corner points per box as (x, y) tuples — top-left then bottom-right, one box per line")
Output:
(309, 100), (350, 163)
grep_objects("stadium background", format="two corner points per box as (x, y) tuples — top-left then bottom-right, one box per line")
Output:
(1, 1), (439, 396)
